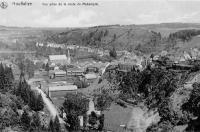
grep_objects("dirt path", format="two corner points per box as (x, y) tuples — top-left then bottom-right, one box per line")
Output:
(28, 79), (65, 124)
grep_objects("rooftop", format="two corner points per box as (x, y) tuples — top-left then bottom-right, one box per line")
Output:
(54, 70), (66, 74)
(49, 85), (77, 92)
(85, 73), (97, 80)
(49, 55), (67, 61)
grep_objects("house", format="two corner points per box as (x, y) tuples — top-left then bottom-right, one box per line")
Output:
(117, 63), (135, 72)
(54, 70), (66, 77)
(66, 45), (79, 50)
(49, 70), (66, 79)
(85, 73), (98, 84)
(171, 63), (194, 71)
(85, 66), (99, 74)
(36, 42), (44, 47)
(160, 50), (168, 56)
(49, 54), (70, 65)
(152, 55), (159, 61)
(183, 51), (191, 60)
(104, 50), (110, 56)
(66, 67), (84, 77)
(47, 42), (65, 48)
(49, 85), (77, 98)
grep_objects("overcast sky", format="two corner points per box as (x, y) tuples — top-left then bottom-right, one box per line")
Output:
(1, 0), (200, 27)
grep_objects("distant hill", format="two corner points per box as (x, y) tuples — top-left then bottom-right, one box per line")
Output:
(43, 23), (200, 54)
(45, 25), (159, 53)
(1, 23), (200, 55)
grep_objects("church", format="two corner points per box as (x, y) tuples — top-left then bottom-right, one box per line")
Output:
(48, 50), (71, 66)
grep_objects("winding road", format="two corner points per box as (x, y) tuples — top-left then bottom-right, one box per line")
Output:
(27, 79), (65, 124)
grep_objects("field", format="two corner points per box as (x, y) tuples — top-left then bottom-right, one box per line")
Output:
(103, 103), (132, 132)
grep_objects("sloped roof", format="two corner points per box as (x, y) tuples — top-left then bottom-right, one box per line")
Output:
(54, 70), (66, 75)
(49, 55), (67, 61)
(49, 85), (77, 91)
(85, 73), (97, 80)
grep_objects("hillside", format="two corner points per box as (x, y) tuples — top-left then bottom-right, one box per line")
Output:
(45, 25), (161, 53)
(1, 23), (200, 55)
(44, 23), (200, 55)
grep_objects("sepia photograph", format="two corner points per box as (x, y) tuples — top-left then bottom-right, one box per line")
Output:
(1, 0), (200, 131)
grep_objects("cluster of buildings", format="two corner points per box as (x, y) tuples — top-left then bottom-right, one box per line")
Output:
(144, 49), (200, 71)
(46, 53), (102, 98)
(35, 42), (110, 56)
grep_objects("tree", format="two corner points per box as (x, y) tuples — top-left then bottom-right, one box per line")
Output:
(104, 30), (109, 36)
(18, 75), (30, 104)
(95, 90), (113, 111)
(37, 94), (44, 111)
(49, 116), (61, 132)
(45, 63), (50, 72)
(65, 113), (80, 131)
(88, 111), (98, 128)
(109, 47), (117, 59)
(113, 34), (117, 40)
(25, 59), (35, 79)
(31, 112), (41, 131)
(182, 82), (200, 131)
(21, 110), (31, 129)
(42, 63), (46, 69)
(117, 68), (142, 100)
(54, 116), (61, 132)
(0, 95), (21, 130)
(135, 43), (142, 51)
(18, 61), (25, 72)
(115, 66), (179, 130)
(0, 63), (5, 91)
(49, 119), (55, 132)
(29, 92), (44, 111)
(73, 78), (89, 89)
(98, 114), (104, 131)
(63, 93), (88, 115)
(63, 93), (88, 131)
(0, 64), (15, 92)
(4, 66), (14, 84)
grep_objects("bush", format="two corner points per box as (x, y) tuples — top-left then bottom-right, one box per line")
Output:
(74, 79), (89, 89)
(49, 116), (61, 132)
(29, 92), (44, 111)
(63, 93), (88, 131)
(30, 112), (41, 130)
(0, 93), (21, 130)
(109, 47), (117, 58)
(88, 111), (98, 127)
(65, 113), (80, 131)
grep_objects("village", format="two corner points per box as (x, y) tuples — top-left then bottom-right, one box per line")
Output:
(1, 37), (200, 132)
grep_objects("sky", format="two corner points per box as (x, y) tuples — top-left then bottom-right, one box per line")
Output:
(1, 0), (200, 27)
